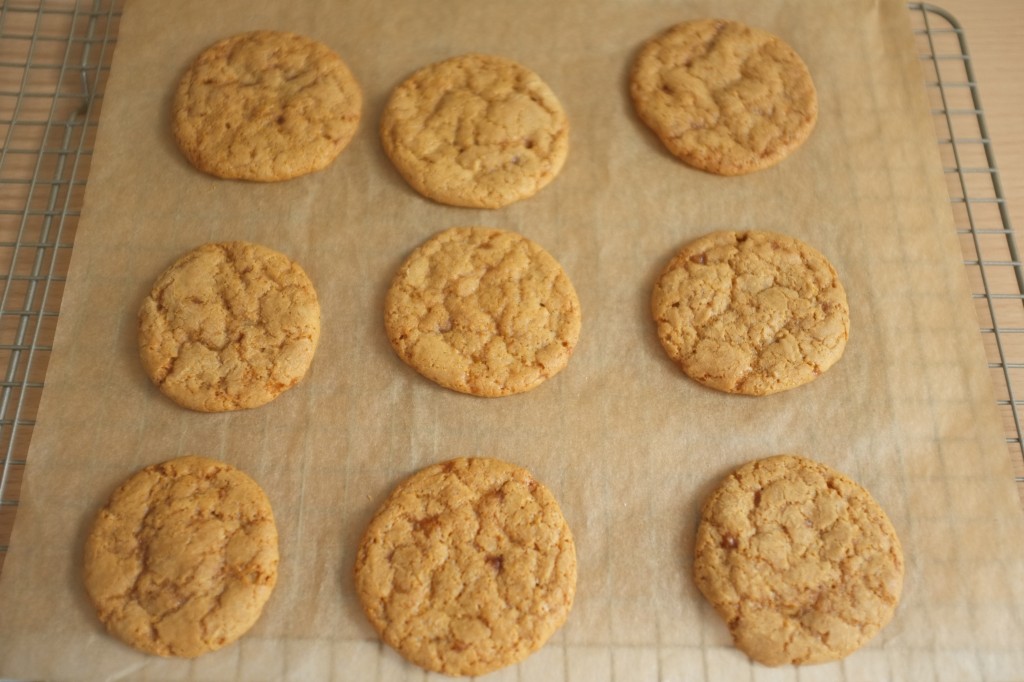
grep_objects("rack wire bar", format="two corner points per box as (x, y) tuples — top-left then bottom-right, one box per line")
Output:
(0, 2), (1021, 575)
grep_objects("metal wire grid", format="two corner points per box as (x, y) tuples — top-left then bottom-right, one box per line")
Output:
(0, 0), (121, 570)
(908, 3), (1024, 491)
(0, 2), (1021, 573)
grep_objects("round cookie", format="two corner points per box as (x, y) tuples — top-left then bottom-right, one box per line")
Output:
(630, 19), (817, 175)
(693, 455), (904, 666)
(83, 455), (279, 658)
(384, 227), (581, 397)
(651, 230), (849, 396)
(138, 241), (321, 412)
(354, 457), (577, 676)
(172, 30), (362, 181)
(380, 53), (570, 208)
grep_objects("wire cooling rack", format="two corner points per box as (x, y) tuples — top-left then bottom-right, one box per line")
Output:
(907, 3), (1024, 489)
(0, 0), (121, 572)
(0, 2), (1021, 575)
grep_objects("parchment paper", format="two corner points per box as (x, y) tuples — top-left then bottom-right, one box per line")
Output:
(2, 0), (1023, 679)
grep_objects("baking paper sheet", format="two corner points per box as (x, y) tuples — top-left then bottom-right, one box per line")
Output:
(2, 0), (1024, 679)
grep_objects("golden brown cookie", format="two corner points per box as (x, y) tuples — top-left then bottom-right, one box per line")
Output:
(172, 30), (362, 181)
(83, 455), (279, 658)
(384, 227), (581, 397)
(354, 457), (577, 676)
(693, 455), (904, 666)
(138, 241), (321, 412)
(651, 230), (848, 396)
(630, 19), (817, 175)
(380, 53), (570, 208)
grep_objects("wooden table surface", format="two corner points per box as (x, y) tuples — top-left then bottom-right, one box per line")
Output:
(1, 1), (1023, 570)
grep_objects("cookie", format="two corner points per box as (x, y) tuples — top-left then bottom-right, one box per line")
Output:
(630, 19), (817, 175)
(651, 230), (848, 396)
(354, 457), (577, 676)
(384, 227), (581, 397)
(693, 455), (904, 665)
(138, 241), (321, 412)
(380, 53), (569, 208)
(83, 455), (279, 658)
(172, 30), (362, 181)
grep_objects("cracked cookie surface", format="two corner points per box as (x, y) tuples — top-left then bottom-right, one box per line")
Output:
(630, 19), (817, 175)
(138, 241), (321, 412)
(380, 53), (569, 208)
(82, 455), (279, 658)
(651, 230), (848, 396)
(172, 30), (362, 181)
(353, 457), (577, 676)
(693, 455), (904, 665)
(384, 227), (581, 397)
